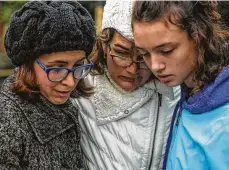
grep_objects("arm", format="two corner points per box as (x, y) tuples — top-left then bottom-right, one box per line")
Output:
(204, 123), (229, 169)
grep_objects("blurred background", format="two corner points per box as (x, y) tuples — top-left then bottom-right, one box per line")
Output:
(0, 1), (229, 87)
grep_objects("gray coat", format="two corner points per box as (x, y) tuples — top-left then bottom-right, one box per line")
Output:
(0, 75), (83, 170)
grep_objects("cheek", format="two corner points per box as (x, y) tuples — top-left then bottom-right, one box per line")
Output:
(36, 71), (56, 92)
(173, 47), (193, 68)
(33, 64), (57, 96)
(37, 73), (50, 86)
(182, 40), (198, 67)
(39, 80), (56, 93)
(34, 67), (47, 84)
(174, 54), (196, 78)
(144, 57), (152, 68)
(106, 56), (119, 75)
(184, 50), (198, 71)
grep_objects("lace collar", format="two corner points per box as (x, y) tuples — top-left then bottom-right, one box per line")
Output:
(92, 70), (158, 124)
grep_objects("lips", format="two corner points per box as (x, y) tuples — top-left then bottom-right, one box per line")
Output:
(55, 90), (71, 97)
(119, 76), (141, 82)
(157, 75), (173, 83)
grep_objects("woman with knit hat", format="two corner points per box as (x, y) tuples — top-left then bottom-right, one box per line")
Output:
(0, 1), (95, 169)
(74, 0), (180, 169)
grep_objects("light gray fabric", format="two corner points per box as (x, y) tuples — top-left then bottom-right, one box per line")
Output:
(74, 74), (180, 170)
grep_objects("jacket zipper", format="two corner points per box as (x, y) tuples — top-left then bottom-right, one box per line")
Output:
(162, 100), (181, 170)
(146, 93), (161, 169)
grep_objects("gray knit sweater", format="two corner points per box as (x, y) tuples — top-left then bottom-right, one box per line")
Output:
(0, 75), (83, 170)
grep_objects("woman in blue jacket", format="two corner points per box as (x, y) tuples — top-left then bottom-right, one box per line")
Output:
(132, 1), (229, 170)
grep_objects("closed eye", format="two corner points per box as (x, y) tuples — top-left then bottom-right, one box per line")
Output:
(114, 52), (131, 59)
(161, 49), (174, 54)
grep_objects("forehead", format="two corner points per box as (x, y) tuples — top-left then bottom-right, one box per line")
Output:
(38, 50), (85, 62)
(110, 31), (134, 49)
(133, 19), (185, 49)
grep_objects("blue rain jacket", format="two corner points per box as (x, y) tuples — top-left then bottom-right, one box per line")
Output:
(166, 64), (229, 170)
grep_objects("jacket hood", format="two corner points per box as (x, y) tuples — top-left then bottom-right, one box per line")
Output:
(182, 64), (229, 114)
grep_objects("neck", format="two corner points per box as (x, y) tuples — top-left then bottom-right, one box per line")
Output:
(184, 71), (198, 88)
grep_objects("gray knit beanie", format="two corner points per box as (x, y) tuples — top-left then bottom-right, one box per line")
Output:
(4, 1), (96, 66)
(102, 0), (134, 41)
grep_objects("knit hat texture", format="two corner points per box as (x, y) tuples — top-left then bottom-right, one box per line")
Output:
(102, 0), (134, 41)
(4, 1), (96, 66)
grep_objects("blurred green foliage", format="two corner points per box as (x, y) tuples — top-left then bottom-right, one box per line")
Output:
(0, 1), (228, 26)
(80, 1), (105, 19)
(0, 1), (27, 24)
(0, 1), (104, 25)
(217, 1), (229, 28)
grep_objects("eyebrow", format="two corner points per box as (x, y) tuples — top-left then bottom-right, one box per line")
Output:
(113, 43), (130, 51)
(154, 42), (173, 49)
(136, 42), (173, 51)
(48, 60), (68, 64)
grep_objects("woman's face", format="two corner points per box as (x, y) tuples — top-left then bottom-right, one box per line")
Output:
(133, 19), (198, 88)
(34, 50), (85, 104)
(105, 32), (152, 91)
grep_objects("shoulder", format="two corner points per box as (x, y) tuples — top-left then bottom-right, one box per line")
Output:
(161, 86), (181, 110)
(0, 90), (22, 112)
(0, 90), (26, 128)
(0, 91), (25, 140)
(182, 102), (229, 145)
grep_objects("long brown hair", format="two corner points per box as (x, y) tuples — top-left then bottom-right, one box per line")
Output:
(90, 28), (115, 75)
(132, 1), (229, 87)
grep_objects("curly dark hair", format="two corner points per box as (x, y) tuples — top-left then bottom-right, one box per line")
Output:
(132, 1), (229, 87)
(89, 28), (115, 75)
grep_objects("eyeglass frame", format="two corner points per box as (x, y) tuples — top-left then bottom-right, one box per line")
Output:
(35, 58), (94, 82)
(107, 44), (149, 69)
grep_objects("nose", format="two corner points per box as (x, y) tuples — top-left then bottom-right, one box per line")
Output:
(126, 62), (138, 74)
(145, 55), (165, 73)
(61, 72), (77, 88)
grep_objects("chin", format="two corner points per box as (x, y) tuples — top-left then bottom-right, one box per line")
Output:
(120, 84), (138, 91)
(122, 87), (135, 91)
(54, 101), (68, 105)
(49, 98), (68, 105)
(165, 81), (181, 87)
